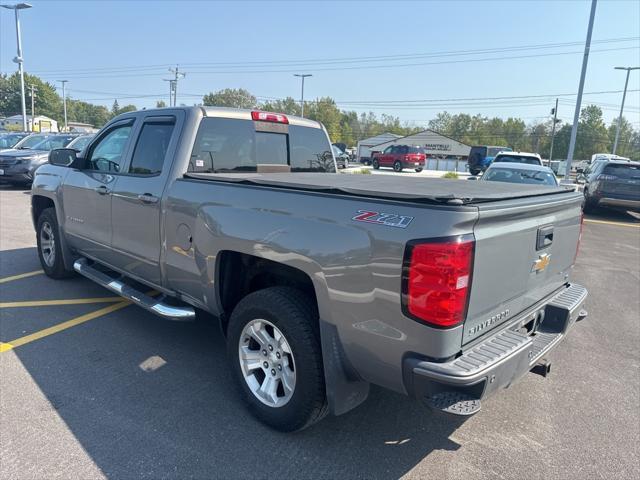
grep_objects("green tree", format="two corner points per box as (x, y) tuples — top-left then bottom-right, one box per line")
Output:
(202, 88), (257, 108)
(0, 72), (62, 122)
(575, 105), (608, 159)
(156, 100), (167, 108)
(111, 99), (120, 116)
(304, 97), (343, 142)
(261, 97), (301, 116)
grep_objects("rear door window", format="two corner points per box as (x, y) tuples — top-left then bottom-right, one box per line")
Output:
(495, 155), (541, 165)
(129, 120), (176, 175)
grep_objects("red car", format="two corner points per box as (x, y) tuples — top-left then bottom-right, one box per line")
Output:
(371, 145), (426, 172)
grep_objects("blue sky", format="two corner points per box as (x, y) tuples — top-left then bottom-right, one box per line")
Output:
(1, 0), (639, 127)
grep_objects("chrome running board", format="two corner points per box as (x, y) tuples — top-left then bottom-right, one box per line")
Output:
(73, 258), (195, 321)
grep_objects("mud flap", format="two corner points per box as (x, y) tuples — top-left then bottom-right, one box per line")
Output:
(319, 321), (370, 416)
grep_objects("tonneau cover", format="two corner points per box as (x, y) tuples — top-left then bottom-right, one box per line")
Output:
(184, 172), (574, 205)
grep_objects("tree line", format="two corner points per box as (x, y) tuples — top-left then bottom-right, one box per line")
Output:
(1, 73), (637, 160)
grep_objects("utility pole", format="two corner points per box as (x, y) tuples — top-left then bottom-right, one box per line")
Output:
(29, 84), (36, 131)
(58, 80), (68, 131)
(294, 74), (312, 117)
(612, 66), (639, 155)
(567, 0), (597, 173)
(163, 79), (175, 106)
(2, 3), (33, 132)
(168, 65), (185, 107)
(549, 98), (559, 161)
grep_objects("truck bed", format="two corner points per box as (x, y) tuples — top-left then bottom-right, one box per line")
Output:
(185, 172), (573, 205)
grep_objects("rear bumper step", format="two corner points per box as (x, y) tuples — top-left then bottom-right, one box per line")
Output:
(405, 283), (587, 416)
(73, 258), (195, 321)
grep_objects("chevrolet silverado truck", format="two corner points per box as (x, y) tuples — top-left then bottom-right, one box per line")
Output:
(32, 106), (588, 431)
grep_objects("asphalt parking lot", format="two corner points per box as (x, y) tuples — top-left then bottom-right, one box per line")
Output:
(1, 184), (639, 480)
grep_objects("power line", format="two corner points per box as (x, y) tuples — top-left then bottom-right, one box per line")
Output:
(27, 36), (639, 75)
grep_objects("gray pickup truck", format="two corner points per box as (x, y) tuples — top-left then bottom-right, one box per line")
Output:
(32, 106), (587, 431)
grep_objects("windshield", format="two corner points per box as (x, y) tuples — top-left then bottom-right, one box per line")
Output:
(494, 154), (540, 165)
(30, 135), (77, 151)
(332, 145), (344, 156)
(0, 134), (28, 149)
(488, 147), (511, 157)
(603, 163), (640, 179)
(408, 146), (424, 154)
(483, 167), (557, 186)
(15, 134), (50, 149)
(67, 136), (93, 152)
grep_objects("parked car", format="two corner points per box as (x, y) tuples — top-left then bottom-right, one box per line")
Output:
(0, 133), (78, 185)
(480, 162), (558, 187)
(34, 106), (586, 432)
(66, 134), (96, 153)
(467, 145), (512, 175)
(580, 158), (640, 213)
(372, 145), (425, 172)
(492, 151), (543, 166)
(0, 132), (30, 151)
(332, 144), (349, 169)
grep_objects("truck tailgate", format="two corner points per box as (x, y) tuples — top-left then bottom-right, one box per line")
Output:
(464, 192), (583, 344)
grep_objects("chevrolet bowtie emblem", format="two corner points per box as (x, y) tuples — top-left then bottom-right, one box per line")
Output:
(532, 253), (551, 273)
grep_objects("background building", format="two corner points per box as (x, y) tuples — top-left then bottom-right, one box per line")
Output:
(1, 115), (59, 132)
(372, 129), (472, 171)
(356, 132), (402, 163)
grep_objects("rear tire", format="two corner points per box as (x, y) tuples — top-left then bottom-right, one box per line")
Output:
(36, 208), (74, 279)
(583, 189), (597, 213)
(470, 168), (481, 176)
(372, 159), (380, 170)
(226, 287), (328, 432)
(393, 161), (403, 172)
(415, 168), (423, 173)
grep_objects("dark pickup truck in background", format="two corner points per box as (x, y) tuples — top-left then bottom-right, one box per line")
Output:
(31, 106), (587, 431)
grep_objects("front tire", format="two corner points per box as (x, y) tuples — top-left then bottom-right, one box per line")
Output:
(469, 168), (481, 176)
(372, 159), (380, 169)
(36, 208), (73, 279)
(393, 161), (403, 172)
(227, 287), (328, 432)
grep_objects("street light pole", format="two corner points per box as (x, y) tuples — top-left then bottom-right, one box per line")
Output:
(549, 98), (559, 161)
(59, 80), (68, 131)
(29, 83), (36, 131)
(612, 66), (639, 155)
(294, 74), (312, 117)
(1, 3), (32, 132)
(566, 0), (597, 172)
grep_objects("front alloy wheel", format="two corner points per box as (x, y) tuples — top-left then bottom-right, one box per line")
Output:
(39, 221), (56, 268)
(238, 318), (296, 408)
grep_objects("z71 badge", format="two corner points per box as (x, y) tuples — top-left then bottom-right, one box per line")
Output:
(352, 210), (414, 229)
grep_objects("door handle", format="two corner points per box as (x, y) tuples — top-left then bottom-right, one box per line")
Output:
(95, 185), (111, 195)
(137, 193), (159, 204)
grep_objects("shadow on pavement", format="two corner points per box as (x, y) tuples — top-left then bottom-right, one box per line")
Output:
(1, 248), (464, 479)
(584, 207), (640, 223)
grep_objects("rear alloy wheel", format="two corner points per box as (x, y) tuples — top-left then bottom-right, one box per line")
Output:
(372, 159), (380, 169)
(393, 160), (403, 172)
(227, 287), (327, 431)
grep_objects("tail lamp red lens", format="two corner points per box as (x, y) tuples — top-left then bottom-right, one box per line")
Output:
(251, 111), (289, 124)
(402, 236), (475, 328)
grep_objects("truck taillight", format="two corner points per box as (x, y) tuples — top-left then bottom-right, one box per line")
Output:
(251, 111), (289, 124)
(402, 236), (475, 328)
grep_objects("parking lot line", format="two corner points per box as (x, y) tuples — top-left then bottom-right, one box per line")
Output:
(0, 270), (44, 284)
(0, 296), (123, 308)
(584, 219), (640, 228)
(0, 300), (131, 353)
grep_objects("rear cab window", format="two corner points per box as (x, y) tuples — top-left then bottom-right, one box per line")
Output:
(189, 117), (335, 174)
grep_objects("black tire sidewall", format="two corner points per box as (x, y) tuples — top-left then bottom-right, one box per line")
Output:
(36, 208), (69, 278)
(394, 161), (402, 172)
(226, 287), (326, 431)
(372, 159), (379, 169)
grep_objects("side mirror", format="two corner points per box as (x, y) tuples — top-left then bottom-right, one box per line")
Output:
(49, 148), (78, 167)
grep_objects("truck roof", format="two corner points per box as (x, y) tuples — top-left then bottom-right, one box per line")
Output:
(200, 106), (323, 129)
(185, 172), (577, 205)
